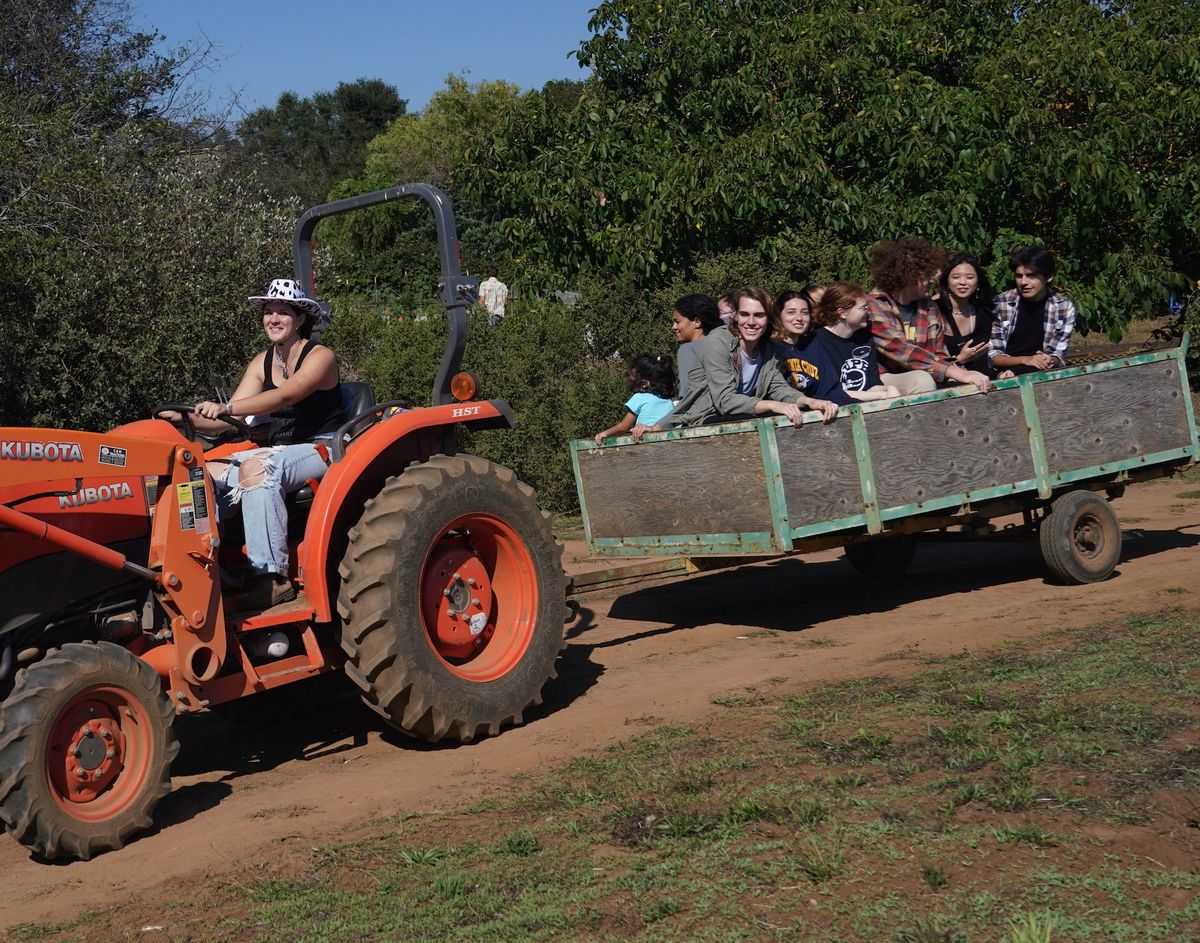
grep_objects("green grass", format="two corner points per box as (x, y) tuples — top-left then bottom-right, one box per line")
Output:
(15, 611), (1200, 943)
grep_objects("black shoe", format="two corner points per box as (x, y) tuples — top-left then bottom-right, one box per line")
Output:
(237, 574), (297, 611)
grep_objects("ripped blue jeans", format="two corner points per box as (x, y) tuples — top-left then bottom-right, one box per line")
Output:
(210, 443), (329, 576)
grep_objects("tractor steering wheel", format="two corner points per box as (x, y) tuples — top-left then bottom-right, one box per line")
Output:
(151, 403), (252, 442)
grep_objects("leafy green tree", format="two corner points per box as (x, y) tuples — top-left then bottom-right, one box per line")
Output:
(462, 0), (1200, 336)
(236, 78), (407, 205)
(0, 0), (297, 429)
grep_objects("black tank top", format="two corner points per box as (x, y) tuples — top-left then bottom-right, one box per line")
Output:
(263, 341), (345, 446)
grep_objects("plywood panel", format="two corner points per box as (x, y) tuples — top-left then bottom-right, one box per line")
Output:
(776, 421), (861, 526)
(868, 389), (1034, 509)
(579, 430), (772, 538)
(1036, 361), (1192, 472)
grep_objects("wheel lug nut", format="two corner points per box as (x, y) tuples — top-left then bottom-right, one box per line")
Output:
(76, 769), (88, 780)
(106, 748), (116, 759)
(442, 588), (451, 597)
(472, 598), (481, 608)
(467, 578), (478, 588)
(102, 729), (113, 741)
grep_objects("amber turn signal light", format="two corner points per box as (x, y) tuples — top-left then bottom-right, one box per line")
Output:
(450, 371), (480, 401)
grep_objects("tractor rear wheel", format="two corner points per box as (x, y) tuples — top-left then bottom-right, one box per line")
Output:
(337, 455), (567, 743)
(0, 641), (178, 860)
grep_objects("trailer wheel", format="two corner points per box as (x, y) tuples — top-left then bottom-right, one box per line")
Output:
(337, 455), (567, 743)
(843, 536), (917, 578)
(0, 642), (177, 860)
(1039, 490), (1122, 584)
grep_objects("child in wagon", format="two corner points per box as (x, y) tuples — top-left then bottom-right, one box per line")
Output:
(594, 354), (676, 445)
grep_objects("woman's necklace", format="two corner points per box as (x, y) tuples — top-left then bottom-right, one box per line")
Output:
(275, 343), (291, 380)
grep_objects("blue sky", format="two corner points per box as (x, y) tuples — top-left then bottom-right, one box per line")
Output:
(132, 0), (596, 116)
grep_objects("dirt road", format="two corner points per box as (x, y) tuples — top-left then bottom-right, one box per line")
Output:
(3, 477), (1198, 930)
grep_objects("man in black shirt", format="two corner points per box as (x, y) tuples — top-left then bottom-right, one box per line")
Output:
(990, 247), (1077, 377)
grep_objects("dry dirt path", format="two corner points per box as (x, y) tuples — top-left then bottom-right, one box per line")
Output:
(2, 477), (1198, 931)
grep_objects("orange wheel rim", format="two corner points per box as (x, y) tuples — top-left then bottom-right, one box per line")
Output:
(420, 513), (537, 681)
(46, 685), (154, 822)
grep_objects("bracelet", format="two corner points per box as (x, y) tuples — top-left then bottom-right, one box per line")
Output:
(226, 401), (234, 416)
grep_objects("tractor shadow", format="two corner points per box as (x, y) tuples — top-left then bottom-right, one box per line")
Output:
(588, 524), (1200, 640)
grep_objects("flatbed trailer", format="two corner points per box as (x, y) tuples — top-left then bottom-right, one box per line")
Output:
(570, 339), (1199, 584)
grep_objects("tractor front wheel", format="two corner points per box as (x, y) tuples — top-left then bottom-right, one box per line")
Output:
(338, 455), (567, 743)
(0, 641), (178, 860)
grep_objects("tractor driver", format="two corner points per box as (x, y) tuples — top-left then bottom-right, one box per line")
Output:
(176, 278), (344, 610)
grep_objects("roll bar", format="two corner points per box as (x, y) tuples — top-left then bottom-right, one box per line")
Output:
(292, 184), (479, 408)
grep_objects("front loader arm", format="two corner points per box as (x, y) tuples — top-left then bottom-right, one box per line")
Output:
(1, 426), (229, 689)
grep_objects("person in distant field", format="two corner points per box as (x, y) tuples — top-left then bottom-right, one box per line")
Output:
(806, 282), (901, 405)
(636, 286), (837, 434)
(772, 287), (819, 392)
(670, 294), (723, 399)
(594, 354), (676, 445)
(866, 237), (991, 395)
(935, 250), (994, 377)
(990, 246), (1077, 376)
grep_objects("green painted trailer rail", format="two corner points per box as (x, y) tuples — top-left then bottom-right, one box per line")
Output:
(570, 338), (1198, 576)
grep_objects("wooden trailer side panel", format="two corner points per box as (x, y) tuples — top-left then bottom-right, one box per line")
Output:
(1037, 359), (1193, 471)
(776, 420), (860, 527)
(577, 428), (773, 539)
(868, 388), (1036, 511)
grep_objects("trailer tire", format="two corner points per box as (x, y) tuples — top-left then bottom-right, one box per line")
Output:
(337, 455), (567, 743)
(1039, 490), (1122, 584)
(0, 641), (177, 860)
(843, 536), (917, 578)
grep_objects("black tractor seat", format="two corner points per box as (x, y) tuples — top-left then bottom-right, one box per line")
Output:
(289, 381), (376, 511)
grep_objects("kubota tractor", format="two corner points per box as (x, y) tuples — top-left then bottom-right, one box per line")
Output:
(0, 185), (567, 861)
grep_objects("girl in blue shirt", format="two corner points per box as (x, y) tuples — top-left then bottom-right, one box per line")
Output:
(594, 354), (676, 444)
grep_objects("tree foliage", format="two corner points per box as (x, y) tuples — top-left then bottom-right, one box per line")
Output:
(236, 78), (407, 205)
(0, 0), (296, 429)
(462, 0), (1200, 336)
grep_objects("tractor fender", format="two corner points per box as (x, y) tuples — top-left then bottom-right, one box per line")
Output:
(298, 399), (515, 621)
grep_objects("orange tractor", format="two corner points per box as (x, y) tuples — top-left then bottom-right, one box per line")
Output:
(0, 185), (567, 860)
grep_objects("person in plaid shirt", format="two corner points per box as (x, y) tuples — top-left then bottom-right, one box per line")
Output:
(990, 247), (1076, 376)
(866, 238), (992, 395)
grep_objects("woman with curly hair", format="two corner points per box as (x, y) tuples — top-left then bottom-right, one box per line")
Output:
(866, 237), (990, 395)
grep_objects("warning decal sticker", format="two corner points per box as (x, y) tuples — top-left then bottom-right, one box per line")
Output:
(98, 445), (128, 467)
(176, 482), (195, 531)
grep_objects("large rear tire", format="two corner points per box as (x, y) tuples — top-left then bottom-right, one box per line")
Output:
(1039, 490), (1122, 584)
(337, 455), (567, 743)
(0, 641), (178, 860)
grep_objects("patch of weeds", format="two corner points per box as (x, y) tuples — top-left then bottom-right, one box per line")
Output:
(499, 832), (541, 857)
(248, 803), (316, 819)
(726, 798), (772, 825)
(1006, 910), (1058, 943)
(792, 830), (845, 883)
(396, 846), (444, 865)
(920, 862), (949, 890)
(790, 798), (830, 827)
(996, 823), (1057, 847)
(1159, 585), (1188, 595)
(800, 635), (842, 648)
(952, 783), (988, 807)
(745, 629), (777, 639)
(1176, 489), (1200, 499)
(845, 726), (894, 760)
(828, 771), (870, 789)
(711, 688), (768, 708)
(433, 873), (466, 898)
(642, 897), (682, 923)
(986, 774), (1037, 812)
(895, 916), (967, 942)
